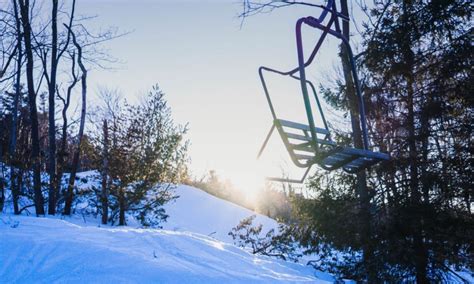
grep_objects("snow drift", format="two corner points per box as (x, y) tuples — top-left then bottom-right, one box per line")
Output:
(0, 184), (335, 283)
(162, 185), (277, 242)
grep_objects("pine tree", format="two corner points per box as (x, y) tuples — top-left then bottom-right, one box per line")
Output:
(251, 0), (474, 281)
(99, 86), (188, 226)
(358, 0), (472, 281)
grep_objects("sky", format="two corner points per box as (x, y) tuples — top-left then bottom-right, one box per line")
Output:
(76, 0), (365, 196)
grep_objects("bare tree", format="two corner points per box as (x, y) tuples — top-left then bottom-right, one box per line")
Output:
(18, 0), (45, 215)
(1, 0), (123, 216)
(43, 0), (76, 215)
(0, 3), (18, 85)
(63, 26), (87, 216)
(0, 114), (4, 212)
(55, 51), (78, 209)
(101, 119), (109, 224)
(0, 0), (25, 214)
(239, 0), (326, 20)
(46, 0), (59, 215)
(9, 0), (23, 215)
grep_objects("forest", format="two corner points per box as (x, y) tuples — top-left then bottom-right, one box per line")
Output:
(0, 0), (472, 283)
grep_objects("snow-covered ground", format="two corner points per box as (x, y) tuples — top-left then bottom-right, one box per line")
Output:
(0, 184), (335, 283)
(162, 185), (277, 242)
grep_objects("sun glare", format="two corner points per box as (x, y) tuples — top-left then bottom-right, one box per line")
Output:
(221, 160), (268, 204)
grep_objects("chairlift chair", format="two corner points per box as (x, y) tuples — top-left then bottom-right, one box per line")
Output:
(257, 0), (389, 183)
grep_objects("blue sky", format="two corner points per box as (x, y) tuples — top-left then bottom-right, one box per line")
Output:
(78, 0), (364, 194)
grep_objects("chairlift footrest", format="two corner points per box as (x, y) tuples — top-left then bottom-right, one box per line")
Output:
(318, 147), (390, 173)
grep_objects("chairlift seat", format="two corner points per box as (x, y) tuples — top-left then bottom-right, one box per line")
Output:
(256, 0), (390, 183)
(275, 119), (389, 174)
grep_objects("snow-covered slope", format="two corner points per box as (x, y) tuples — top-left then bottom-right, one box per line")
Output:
(163, 185), (277, 242)
(0, 216), (328, 283)
(0, 183), (335, 283)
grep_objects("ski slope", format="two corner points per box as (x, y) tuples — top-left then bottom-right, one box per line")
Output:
(162, 185), (277, 242)
(0, 184), (335, 283)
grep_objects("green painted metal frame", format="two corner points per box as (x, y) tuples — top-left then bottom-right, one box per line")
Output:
(257, 0), (389, 183)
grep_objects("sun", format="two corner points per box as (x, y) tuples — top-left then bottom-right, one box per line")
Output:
(219, 159), (276, 207)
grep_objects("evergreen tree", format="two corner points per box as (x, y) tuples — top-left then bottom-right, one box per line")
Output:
(300, 0), (472, 281)
(240, 0), (472, 281)
(99, 85), (188, 226)
(360, 0), (472, 281)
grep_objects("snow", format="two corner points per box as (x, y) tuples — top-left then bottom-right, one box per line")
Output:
(163, 185), (277, 242)
(0, 216), (327, 283)
(0, 182), (335, 283)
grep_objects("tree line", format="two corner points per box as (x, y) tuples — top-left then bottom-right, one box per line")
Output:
(241, 0), (472, 282)
(0, 0), (189, 226)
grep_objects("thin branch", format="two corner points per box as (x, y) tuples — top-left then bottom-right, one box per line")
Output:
(57, 0), (75, 60)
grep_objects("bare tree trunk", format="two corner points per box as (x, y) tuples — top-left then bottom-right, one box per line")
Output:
(56, 100), (68, 204)
(63, 28), (86, 215)
(47, 0), (59, 215)
(18, 0), (45, 216)
(339, 0), (376, 281)
(17, 169), (23, 205)
(55, 0), (76, 208)
(56, 55), (78, 207)
(118, 188), (125, 226)
(0, 124), (4, 212)
(101, 119), (109, 224)
(10, 0), (22, 215)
